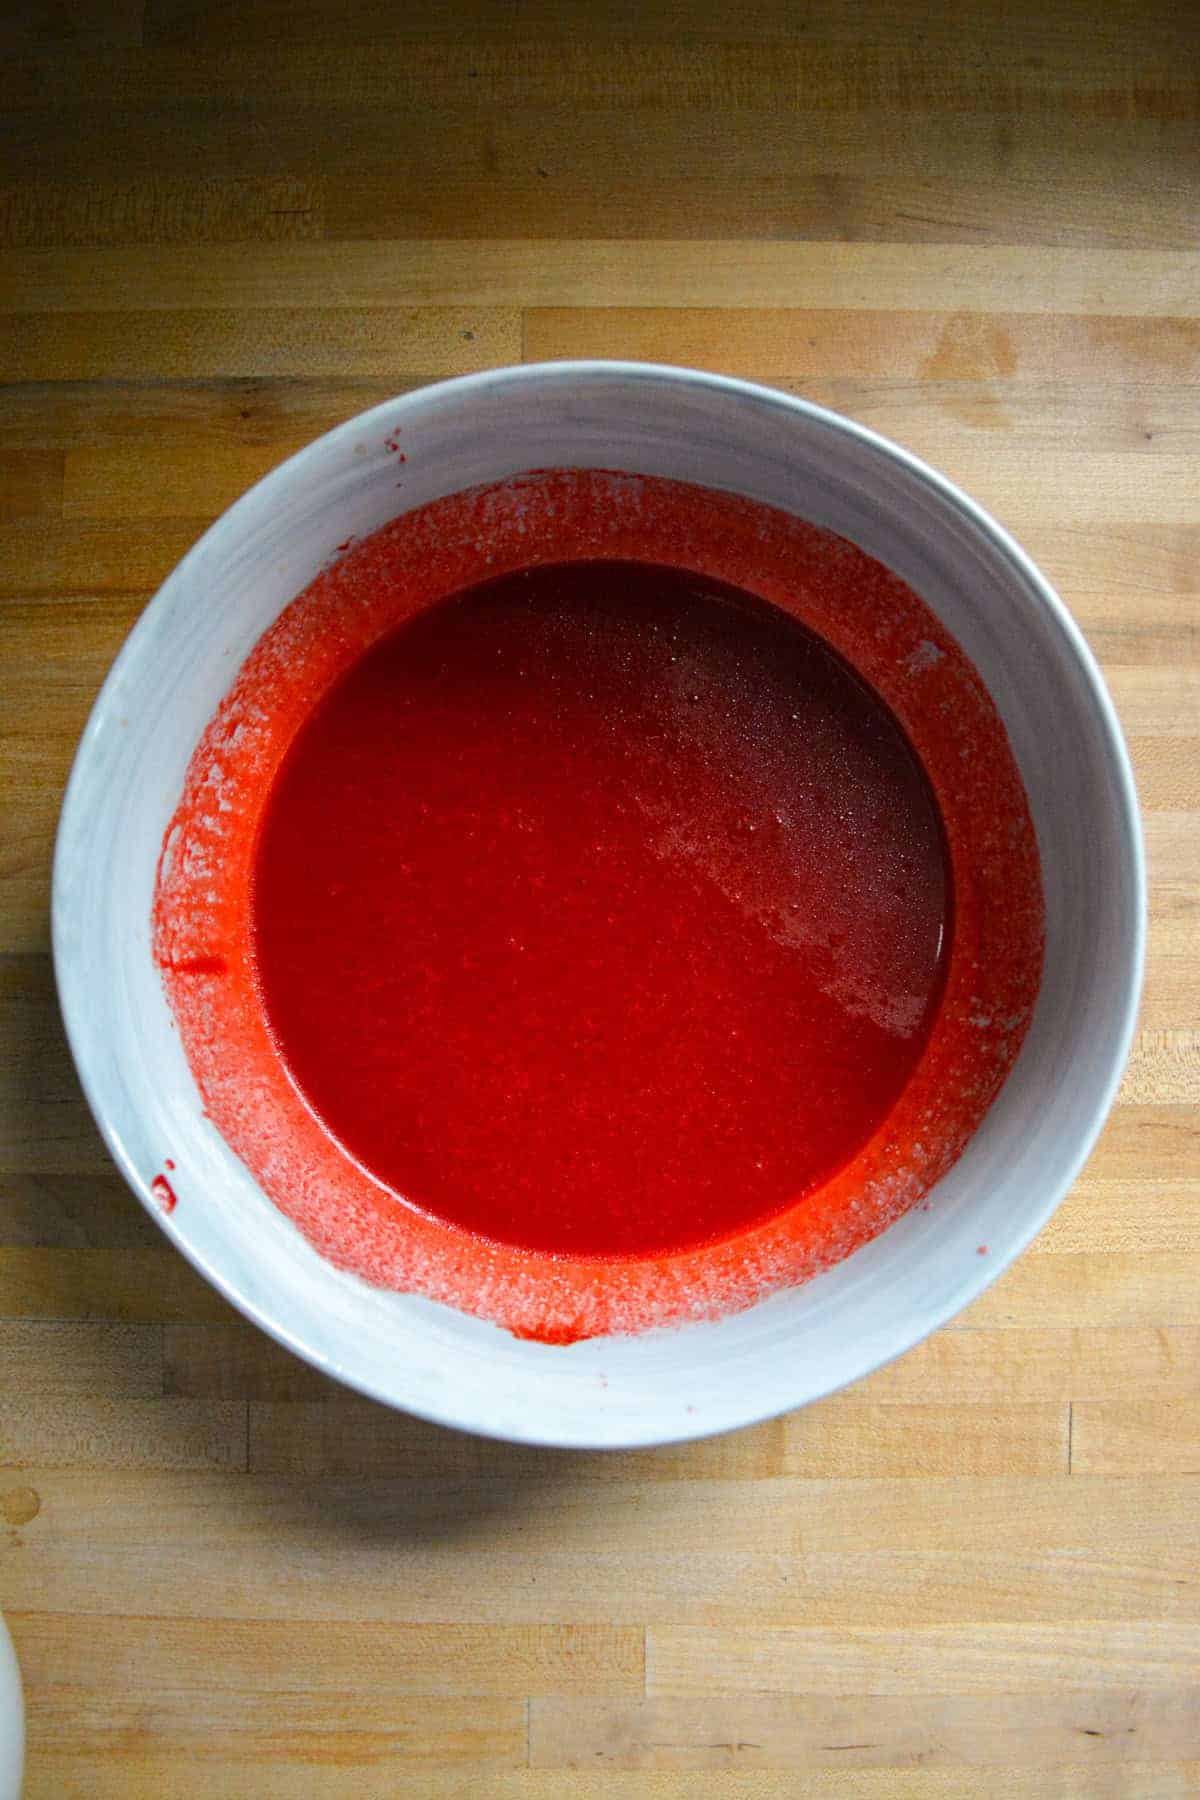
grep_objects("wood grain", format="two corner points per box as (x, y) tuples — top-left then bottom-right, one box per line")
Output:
(647, 1622), (1200, 1696)
(1071, 1401), (1200, 1475)
(1, 0), (1197, 1793)
(5, 240), (1197, 314)
(22, 1764), (1200, 1800)
(529, 1692), (1200, 1769)
(5, 36), (1198, 119)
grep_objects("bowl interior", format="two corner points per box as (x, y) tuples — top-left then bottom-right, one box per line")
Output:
(53, 363), (1143, 1447)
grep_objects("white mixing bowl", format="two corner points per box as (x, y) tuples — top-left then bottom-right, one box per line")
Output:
(54, 363), (1143, 1448)
(0, 1610), (23, 1800)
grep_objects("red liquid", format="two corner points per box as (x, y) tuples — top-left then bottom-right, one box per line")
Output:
(151, 1173), (177, 1213)
(252, 560), (949, 1260)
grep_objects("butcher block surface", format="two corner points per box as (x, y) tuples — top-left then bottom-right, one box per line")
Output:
(1, 0), (1198, 1793)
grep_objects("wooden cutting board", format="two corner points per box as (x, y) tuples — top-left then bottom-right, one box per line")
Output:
(1, 2), (1197, 1794)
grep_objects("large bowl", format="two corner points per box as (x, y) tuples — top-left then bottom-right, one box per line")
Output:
(53, 363), (1144, 1448)
(0, 1610), (22, 1800)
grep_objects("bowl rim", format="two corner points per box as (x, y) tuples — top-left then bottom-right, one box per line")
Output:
(0, 1609), (23, 1800)
(52, 360), (1147, 1448)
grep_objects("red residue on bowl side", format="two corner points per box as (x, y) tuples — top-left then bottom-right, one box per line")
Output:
(151, 1173), (178, 1213)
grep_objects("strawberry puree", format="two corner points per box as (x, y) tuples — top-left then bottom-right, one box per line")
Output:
(253, 561), (949, 1259)
(154, 470), (1043, 1341)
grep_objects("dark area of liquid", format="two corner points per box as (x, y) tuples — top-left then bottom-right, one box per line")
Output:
(252, 560), (949, 1258)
